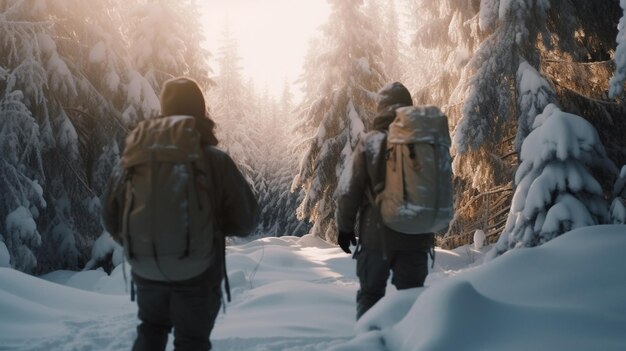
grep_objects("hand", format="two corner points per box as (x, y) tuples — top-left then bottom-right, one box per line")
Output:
(338, 231), (357, 254)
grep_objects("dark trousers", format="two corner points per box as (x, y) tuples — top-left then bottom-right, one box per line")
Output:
(355, 248), (429, 319)
(132, 268), (222, 351)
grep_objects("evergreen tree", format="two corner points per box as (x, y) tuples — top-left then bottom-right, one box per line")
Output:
(610, 166), (626, 224)
(0, 0), (211, 273)
(488, 104), (611, 259)
(407, 0), (624, 244)
(208, 22), (260, 185)
(515, 60), (557, 153)
(0, 0), (87, 271)
(451, 0), (551, 191)
(254, 88), (277, 235)
(0, 91), (45, 272)
(279, 77), (294, 118)
(409, 1), (623, 191)
(370, 0), (404, 82)
(254, 80), (310, 237)
(127, 0), (212, 92)
(609, 0), (626, 98)
(406, 0), (482, 108)
(293, 0), (386, 241)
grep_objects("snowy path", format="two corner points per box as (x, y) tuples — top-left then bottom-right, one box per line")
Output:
(0, 235), (366, 350)
(0, 234), (479, 351)
(3, 227), (626, 350)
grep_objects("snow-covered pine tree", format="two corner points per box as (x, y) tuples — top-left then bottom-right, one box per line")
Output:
(533, 1), (624, 178)
(40, 0), (178, 271)
(253, 79), (310, 237)
(0, 1), (77, 271)
(279, 77), (295, 122)
(406, 1), (482, 108)
(488, 104), (611, 259)
(277, 79), (311, 236)
(452, 0), (552, 191)
(180, 2), (214, 90)
(366, 0), (405, 82)
(0, 0), (211, 272)
(515, 60), (557, 154)
(17, 0), (154, 272)
(0, 90), (46, 273)
(609, 0), (626, 99)
(208, 22), (260, 186)
(407, 0), (624, 246)
(254, 87), (277, 236)
(292, 0), (386, 242)
(610, 166), (626, 224)
(126, 0), (211, 93)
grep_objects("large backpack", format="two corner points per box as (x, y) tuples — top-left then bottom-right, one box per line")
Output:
(120, 115), (215, 281)
(377, 105), (454, 234)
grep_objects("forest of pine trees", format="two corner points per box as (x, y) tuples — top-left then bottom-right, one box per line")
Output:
(1, 0), (625, 274)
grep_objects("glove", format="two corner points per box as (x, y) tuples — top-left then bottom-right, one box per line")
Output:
(338, 231), (357, 254)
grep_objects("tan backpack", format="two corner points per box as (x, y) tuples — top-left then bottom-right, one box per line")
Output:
(378, 106), (454, 234)
(120, 115), (215, 281)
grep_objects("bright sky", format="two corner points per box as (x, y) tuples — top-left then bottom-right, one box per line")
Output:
(201, 0), (330, 99)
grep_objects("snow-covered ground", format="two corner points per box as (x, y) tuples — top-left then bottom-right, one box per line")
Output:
(1, 225), (625, 350)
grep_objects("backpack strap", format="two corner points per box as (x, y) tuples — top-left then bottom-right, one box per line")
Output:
(130, 278), (136, 302)
(122, 175), (135, 259)
(150, 150), (159, 262)
(148, 150), (173, 282)
(180, 161), (198, 259)
(430, 143), (440, 230)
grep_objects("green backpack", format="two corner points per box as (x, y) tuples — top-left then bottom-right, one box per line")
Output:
(378, 105), (454, 234)
(120, 115), (215, 281)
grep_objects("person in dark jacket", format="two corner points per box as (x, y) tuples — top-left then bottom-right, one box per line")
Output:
(335, 82), (435, 320)
(102, 77), (259, 351)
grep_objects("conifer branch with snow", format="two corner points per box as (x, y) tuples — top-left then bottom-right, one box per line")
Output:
(293, 0), (386, 242)
(609, 0), (626, 98)
(489, 104), (611, 259)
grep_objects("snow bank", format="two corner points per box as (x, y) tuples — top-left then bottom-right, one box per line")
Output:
(4, 226), (622, 350)
(0, 241), (10, 267)
(0, 234), (362, 350)
(334, 225), (626, 351)
(0, 267), (130, 346)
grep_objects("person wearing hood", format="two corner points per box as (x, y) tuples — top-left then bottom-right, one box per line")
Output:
(102, 77), (258, 350)
(335, 82), (435, 320)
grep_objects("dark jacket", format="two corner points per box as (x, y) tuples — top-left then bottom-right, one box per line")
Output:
(336, 110), (434, 253)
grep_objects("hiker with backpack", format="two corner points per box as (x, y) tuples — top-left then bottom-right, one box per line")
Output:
(335, 82), (454, 319)
(102, 77), (258, 351)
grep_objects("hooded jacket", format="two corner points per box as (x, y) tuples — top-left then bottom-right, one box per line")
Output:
(336, 108), (434, 253)
(103, 77), (257, 242)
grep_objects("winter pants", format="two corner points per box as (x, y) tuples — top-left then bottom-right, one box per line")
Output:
(355, 248), (429, 320)
(132, 268), (222, 351)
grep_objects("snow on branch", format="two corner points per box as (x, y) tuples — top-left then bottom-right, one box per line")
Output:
(488, 104), (610, 259)
(609, 0), (626, 98)
(515, 60), (557, 152)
